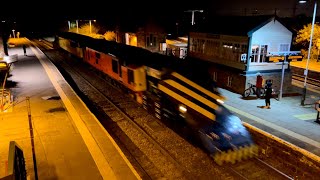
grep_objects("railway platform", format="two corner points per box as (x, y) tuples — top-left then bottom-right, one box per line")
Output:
(0, 45), (140, 179)
(220, 58), (320, 158)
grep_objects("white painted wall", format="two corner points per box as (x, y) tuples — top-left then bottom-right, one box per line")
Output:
(251, 20), (292, 53)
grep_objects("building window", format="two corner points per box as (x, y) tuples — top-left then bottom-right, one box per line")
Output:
(260, 45), (268, 62)
(212, 72), (217, 82)
(241, 44), (248, 53)
(279, 44), (289, 52)
(146, 34), (156, 47)
(227, 76), (232, 87)
(251, 44), (259, 62)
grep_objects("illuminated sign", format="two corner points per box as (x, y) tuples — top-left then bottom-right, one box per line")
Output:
(241, 54), (247, 61)
(268, 56), (284, 62)
(288, 55), (303, 59)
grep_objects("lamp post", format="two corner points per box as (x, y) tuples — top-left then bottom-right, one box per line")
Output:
(184, 10), (204, 25)
(278, 55), (288, 101)
(12, 29), (15, 38)
(301, 0), (317, 106)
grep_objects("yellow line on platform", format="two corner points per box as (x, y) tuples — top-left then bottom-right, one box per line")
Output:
(31, 47), (141, 180)
(293, 113), (318, 120)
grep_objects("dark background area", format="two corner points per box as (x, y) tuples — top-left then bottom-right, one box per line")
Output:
(0, 0), (317, 38)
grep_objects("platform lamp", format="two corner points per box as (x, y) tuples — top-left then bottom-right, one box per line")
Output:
(184, 10), (204, 25)
(300, 0), (317, 106)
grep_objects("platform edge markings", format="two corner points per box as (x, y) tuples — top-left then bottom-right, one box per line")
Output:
(29, 42), (141, 179)
(31, 46), (141, 180)
(224, 104), (320, 154)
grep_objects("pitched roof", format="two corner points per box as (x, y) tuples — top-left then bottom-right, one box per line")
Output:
(193, 15), (290, 36)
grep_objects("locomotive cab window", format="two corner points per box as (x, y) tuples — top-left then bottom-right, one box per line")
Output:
(112, 59), (118, 74)
(128, 69), (134, 84)
(95, 52), (100, 64)
(70, 41), (78, 48)
(95, 52), (100, 59)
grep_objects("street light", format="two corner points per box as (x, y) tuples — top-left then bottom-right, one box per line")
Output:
(12, 29), (15, 38)
(301, 0), (317, 106)
(184, 10), (204, 25)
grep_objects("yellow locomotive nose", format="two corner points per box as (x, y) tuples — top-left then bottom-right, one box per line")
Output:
(212, 144), (259, 165)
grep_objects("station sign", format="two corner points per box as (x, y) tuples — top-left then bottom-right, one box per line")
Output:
(268, 55), (302, 62)
(268, 56), (284, 62)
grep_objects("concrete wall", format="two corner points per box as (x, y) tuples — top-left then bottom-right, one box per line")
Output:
(246, 123), (320, 178)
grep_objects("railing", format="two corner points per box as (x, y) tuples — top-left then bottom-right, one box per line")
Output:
(1, 141), (27, 180)
(0, 89), (12, 111)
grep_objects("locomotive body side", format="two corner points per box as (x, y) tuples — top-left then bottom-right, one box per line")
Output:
(84, 44), (147, 103)
(58, 37), (84, 58)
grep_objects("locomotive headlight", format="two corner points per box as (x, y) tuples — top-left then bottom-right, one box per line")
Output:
(179, 104), (187, 113)
(217, 99), (224, 104)
(227, 115), (243, 133)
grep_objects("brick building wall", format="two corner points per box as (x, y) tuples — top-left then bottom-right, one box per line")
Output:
(208, 63), (295, 95)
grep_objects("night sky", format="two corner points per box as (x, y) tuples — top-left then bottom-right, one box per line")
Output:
(0, 0), (316, 36)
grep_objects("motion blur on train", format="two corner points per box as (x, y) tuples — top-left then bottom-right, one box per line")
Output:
(55, 32), (258, 164)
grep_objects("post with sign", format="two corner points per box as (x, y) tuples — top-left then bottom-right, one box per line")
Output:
(278, 55), (288, 101)
(268, 51), (301, 101)
(317, 39), (320, 62)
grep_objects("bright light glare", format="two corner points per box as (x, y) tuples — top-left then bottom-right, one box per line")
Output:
(217, 99), (224, 104)
(299, 0), (307, 3)
(179, 105), (187, 113)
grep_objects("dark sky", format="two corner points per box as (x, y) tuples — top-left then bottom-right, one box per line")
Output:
(0, 0), (316, 35)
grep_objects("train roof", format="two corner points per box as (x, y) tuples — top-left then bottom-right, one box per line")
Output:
(57, 32), (216, 91)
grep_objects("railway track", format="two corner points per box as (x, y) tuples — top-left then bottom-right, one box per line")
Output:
(33, 39), (295, 179)
(228, 157), (294, 180)
(42, 49), (228, 179)
(292, 74), (320, 87)
(49, 52), (192, 179)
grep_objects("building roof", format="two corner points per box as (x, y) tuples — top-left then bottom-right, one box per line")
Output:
(193, 15), (291, 36)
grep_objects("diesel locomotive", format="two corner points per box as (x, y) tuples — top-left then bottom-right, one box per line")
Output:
(55, 31), (258, 165)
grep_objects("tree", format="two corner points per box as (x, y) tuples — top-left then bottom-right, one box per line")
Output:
(79, 23), (99, 35)
(294, 23), (320, 59)
(68, 23), (99, 35)
(104, 31), (116, 41)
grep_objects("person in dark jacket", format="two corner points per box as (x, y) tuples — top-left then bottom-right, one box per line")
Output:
(23, 45), (27, 56)
(265, 81), (273, 109)
(256, 72), (263, 98)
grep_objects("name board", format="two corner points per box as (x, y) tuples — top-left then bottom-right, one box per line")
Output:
(269, 56), (284, 61)
(288, 55), (303, 59)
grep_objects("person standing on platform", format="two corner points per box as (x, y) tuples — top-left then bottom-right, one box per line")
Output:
(23, 45), (27, 56)
(256, 72), (263, 98)
(264, 80), (273, 109)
